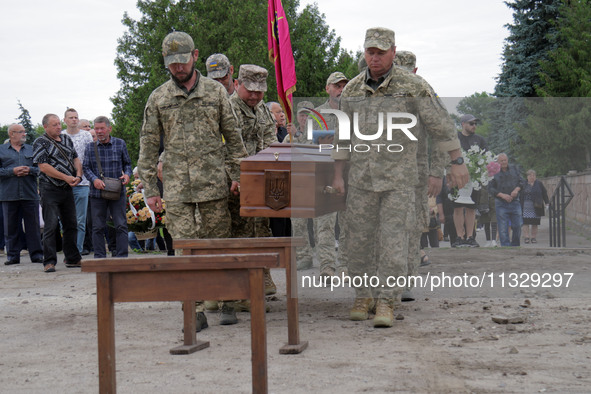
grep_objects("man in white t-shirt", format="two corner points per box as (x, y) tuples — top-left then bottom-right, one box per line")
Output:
(62, 108), (93, 253)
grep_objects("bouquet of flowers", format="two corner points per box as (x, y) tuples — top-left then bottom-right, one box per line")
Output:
(126, 179), (166, 234)
(449, 145), (500, 201)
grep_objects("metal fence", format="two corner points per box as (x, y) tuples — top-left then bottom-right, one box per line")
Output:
(548, 176), (574, 247)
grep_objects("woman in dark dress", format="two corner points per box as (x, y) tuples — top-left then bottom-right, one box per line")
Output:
(520, 169), (549, 244)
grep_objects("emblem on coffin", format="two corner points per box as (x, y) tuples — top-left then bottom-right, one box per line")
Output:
(265, 170), (290, 210)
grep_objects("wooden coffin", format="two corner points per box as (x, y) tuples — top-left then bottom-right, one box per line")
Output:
(240, 143), (346, 218)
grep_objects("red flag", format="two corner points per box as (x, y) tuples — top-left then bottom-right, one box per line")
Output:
(268, 0), (297, 123)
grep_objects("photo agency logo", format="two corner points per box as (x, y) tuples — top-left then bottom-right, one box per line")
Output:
(299, 105), (418, 153)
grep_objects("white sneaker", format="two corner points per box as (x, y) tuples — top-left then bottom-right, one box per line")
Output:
(484, 241), (492, 247)
(491, 240), (498, 247)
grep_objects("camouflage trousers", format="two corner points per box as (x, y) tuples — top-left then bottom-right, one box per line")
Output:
(166, 198), (231, 312)
(292, 212), (339, 270)
(228, 192), (272, 238)
(407, 185), (430, 288)
(166, 198), (231, 241)
(292, 217), (314, 265)
(314, 212), (338, 271)
(335, 210), (348, 270)
(345, 185), (416, 299)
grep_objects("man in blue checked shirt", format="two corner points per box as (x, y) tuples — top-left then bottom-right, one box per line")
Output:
(83, 116), (132, 258)
(0, 124), (44, 266)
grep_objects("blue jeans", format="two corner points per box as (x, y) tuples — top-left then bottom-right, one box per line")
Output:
(495, 199), (523, 247)
(72, 185), (89, 253)
(90, 194), (128, 258)
(128, 231), (143, 251)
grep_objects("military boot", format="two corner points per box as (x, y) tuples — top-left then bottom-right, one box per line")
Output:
(219, 302), (238, 325)
(349, 298), (374, 321)
(233, 299), (271, 313)
(264, 269), (277, 295)
(373, 298), (394, 328)
(319, 266), (335, 278)
(401, 289), (415, 302)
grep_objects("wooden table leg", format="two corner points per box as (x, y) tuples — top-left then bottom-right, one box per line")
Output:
(170, 301), (209, 355)
(280, 246), (308, 354)
(97, 273), (116, 394)
(249, 269), (268, 394)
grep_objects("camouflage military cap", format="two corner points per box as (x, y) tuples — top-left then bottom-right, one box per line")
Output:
(162, 31), (195, 67)
(297, 100), (314, 113)
(364, 27), (395, 50)
(206, 53), (231, 79)
(238, 64), (268, 92)
(394, 50), (417, 72)
(326, 71), (349, 86)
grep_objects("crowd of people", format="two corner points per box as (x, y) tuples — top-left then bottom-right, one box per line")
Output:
(0, 110), (133, 272)
(0, 27), (549, 331)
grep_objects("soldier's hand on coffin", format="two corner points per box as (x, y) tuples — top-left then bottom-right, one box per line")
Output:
(332, 175), (345, 196)
(230, 181), (240, 196)
(332, 160), (346, 195)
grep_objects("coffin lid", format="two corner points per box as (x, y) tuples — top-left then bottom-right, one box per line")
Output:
(241, 142), (335, 163)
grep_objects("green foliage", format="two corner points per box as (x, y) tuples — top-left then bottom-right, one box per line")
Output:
(488, 98), (528, 160)
(16, 101), (41, 144)
(111, 0), (353, 164)
(491, 0), (561, 164)
(0, 125), (7, 145)
(454, 92), (496, 140)
(536, 0), (591, 97)
(455, 92), (496, 122)
(495, 0), (561, 98)
(516, 98), (591, 176)
(290, 4), (357, 97)
(1, 102), (45, 144)
(513, 0), (591, 175)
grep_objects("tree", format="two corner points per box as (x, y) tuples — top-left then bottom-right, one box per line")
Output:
(290, 4), (357, 97)
(495, 0), (561, 97)
(16, 100), (39, 144)
(454, 92), (496, 139)
(112, 0), (354, 164)
(515, 0), (591, 175)
(537, 0), (591, 97)
(516, 98), (591, 176)
(490, 0), (561, 162)
(0, 125), (7, 145)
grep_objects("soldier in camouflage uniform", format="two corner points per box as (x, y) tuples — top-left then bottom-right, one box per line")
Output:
(331, 27), (468, 327)
(313, 72), (349, 277)
(288, 100), (313, 144)
(392, 52), (450, 302)
(137, 31), (248, 330)
(229, 64), (278, 300)
(206, 53), (236, 95)
(394, 50), (418, 74)
(287, 101), (315, 270)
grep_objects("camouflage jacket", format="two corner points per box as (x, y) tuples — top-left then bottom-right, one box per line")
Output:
(138, 72), (247, 203)
(229, 94), (277, 156)
(332, 67), (460, 192)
